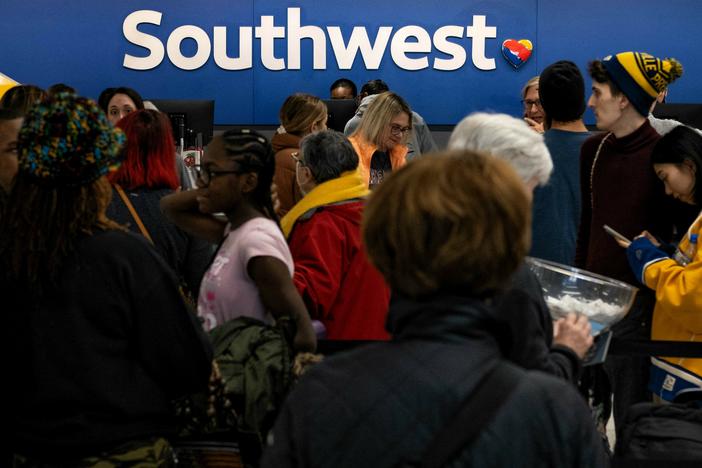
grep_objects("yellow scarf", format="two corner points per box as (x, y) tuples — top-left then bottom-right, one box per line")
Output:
(280, 170), (369, 238)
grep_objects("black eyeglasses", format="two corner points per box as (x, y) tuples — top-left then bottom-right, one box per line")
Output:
(191, 164), (245, 186)
(389, 124), (411, 137)
(521, 99), (542, 110)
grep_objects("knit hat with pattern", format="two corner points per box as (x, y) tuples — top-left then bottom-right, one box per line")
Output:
(602, 52), (683, 116)
(18, 92), (124, 187)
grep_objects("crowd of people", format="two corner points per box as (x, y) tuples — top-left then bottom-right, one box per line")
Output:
(0, 48), (700, 466)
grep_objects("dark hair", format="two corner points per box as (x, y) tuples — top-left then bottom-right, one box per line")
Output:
(47, 83), (77, 96)
(221, 128), (278, 222)
(588, 60), (622, 96)
(330, 78), (357, 97)
(300, 130), (359, 184)
(97, 87), (144, 113)
(97, 87), (116, 111)
(0, 108), (23, 121)
(360, 79), (390, 97)
(109, 110), (178, 190)
(651, 125), (702, 205)
(0, 175), (119, 293)
(0, 85), (47, 115)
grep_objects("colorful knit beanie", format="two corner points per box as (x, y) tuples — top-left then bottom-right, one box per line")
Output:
(18, 92), (125, 187)
(602, 52), (683, 116)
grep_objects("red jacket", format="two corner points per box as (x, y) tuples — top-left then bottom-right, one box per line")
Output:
(289, 200), (390, 340)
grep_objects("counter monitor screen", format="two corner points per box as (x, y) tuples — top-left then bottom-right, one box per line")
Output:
(149, 99), (215, 147)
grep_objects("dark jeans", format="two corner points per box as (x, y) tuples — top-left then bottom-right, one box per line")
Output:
(603, 290), (655, 432)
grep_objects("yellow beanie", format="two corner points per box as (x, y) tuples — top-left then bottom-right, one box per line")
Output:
(602, 52), (683, 116)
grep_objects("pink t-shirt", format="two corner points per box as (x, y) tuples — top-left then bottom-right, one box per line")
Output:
(197, 217), (294, 331)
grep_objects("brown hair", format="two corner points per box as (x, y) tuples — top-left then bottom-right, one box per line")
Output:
(279, 93), (327, 136)
(363, 150), (531, 298)
(0, 84), (47, 115)
(352, 92), (412, 148)
(588, 60), (622, 96)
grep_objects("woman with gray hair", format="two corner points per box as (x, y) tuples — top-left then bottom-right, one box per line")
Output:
(448, 112), (552, 189)
(448, 112), (592, 383)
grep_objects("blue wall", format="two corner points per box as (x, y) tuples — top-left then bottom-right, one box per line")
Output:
(1, 0), (700, 125)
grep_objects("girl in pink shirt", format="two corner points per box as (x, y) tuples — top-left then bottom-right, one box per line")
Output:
(161, 129), (316, 352)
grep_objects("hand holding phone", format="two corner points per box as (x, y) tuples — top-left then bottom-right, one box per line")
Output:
(603, 225), (631, 247)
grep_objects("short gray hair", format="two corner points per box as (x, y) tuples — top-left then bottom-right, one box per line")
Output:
(300, 130), (359, 183)
(447, 112), (552, 186)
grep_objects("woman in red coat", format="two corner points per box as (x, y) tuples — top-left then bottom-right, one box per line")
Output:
(281, 130), (390, 340)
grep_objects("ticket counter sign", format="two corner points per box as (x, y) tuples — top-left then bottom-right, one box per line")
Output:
(0, 1), (699, 125)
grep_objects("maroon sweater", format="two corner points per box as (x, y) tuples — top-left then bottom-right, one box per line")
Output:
(575, 120), (675, 286)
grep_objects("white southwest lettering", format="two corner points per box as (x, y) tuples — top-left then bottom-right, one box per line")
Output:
(166, 25), (211, 70)
(327, 26), (392, 70)
(433, 26), (467, 71)
(287, 8), (326, 70)
(466, 15), (497, 70)
(122, 8), (498, 72)
(255, 15), (286, 70)
(122, 10), (165, 70)
(390, 26), (432, 71)
(213, 26), (253, 70)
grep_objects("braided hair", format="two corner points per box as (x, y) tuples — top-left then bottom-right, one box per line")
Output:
(220, 128), (278, 223)
(0, 92), (125, 294)
(0, 175), (121, 292)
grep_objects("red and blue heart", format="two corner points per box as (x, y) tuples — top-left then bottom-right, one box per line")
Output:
(502, 39), (533, 69)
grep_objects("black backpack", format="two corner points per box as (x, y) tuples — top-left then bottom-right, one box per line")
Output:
(614, 400), (702, 467)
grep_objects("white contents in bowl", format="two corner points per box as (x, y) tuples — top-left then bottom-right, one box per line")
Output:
(545, 295), (624, 324)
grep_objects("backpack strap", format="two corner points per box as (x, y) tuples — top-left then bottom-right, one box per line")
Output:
(114, 184), (154, 244)
(418, 362), (523, 468)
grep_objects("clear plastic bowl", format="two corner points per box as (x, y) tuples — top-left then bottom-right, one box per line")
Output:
(525, 257), (638, 335)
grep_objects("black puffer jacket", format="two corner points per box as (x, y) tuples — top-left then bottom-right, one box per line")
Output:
(262, 294), (606, 468)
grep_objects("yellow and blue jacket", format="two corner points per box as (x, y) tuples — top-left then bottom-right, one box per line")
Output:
(628, 212), (702, 399)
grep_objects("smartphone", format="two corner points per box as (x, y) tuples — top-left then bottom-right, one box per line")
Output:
(603, 225), (631, 246)
(583, 330), (613, 367)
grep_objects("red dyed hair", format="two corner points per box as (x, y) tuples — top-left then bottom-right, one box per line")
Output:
(109, 109), (179, 190)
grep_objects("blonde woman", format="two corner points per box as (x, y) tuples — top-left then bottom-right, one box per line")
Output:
(272, 93), (327, 216)
(348, 91), (412, 188)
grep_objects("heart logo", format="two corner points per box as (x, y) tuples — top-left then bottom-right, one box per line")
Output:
(502, 39), (533, 69)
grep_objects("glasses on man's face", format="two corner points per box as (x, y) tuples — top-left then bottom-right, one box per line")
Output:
(389, 124), (411, 137)
(191, 164), (244, 187)
(521, 99), (542, 110)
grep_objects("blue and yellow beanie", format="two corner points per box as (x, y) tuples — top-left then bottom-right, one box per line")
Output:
(18, 92), (125, 187)
(602, 52), (683, 116)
